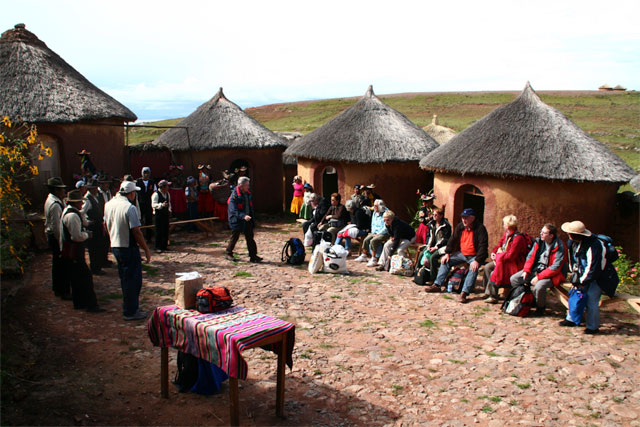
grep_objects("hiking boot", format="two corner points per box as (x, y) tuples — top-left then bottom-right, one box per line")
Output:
(124, 310), (148, 321)
(424, 285), (441, 293)
(354, 254), (368, 262)
(249, 256), (263, 263)
(225, 253), (236, 262)
(484, 296), (499, 304)
(558, 319), (577, 327)
(584, 328), (599, 335)
(86, 306), (106, 313)
(366, 257), (378, 267)
(459, 292), (469, 304)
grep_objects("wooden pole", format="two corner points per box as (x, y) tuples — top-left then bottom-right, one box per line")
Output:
(161, 347), (169, 398)
(276, 333), (287, 418)
(229, 377), (239, 426)
(139, 216), (219, 229)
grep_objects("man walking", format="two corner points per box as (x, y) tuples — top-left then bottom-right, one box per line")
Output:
(44, 177), (71, 299)
(104, 181), (152, 321)
(226, 177), (262, 263)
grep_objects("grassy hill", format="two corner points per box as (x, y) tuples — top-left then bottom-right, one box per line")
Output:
(127, 91), (640, 181)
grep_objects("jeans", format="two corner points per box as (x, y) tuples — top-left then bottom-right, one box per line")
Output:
(112, 247), (143, 317)
(434, 252), (480, 294)
(566, 280), (602, 330)
(335, 229), (367, 250)
(362, 233), (389, 258)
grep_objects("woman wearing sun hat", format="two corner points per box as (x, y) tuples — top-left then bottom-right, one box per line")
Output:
(559, 220), (605, 334)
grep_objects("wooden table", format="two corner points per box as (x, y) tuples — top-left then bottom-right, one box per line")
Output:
(148, 306), (295, 426)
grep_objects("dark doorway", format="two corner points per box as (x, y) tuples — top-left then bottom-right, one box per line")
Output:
(322, 166), (338, 198)
(461, 185), (485, 223)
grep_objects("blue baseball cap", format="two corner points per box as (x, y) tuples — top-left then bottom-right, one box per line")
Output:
(461, 208), (476, 217)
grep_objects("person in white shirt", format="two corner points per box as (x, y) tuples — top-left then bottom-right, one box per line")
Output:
(104, 181), (152, 321)
(60, 190), (104, 313)
(151, 179), (172, 252)
(44, 177), (71, 299)
(97, 176), (114, 268)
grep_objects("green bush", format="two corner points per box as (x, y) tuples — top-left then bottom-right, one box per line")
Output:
(614, 247), (640, 296)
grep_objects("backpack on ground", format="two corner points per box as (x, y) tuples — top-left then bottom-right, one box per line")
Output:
(195, 287), (233, 313)
(594, 234), (619, 264)
(313, 230), (333, 247)
(282, 238), (306, 265)
(501, 285), (535, 317)
(174, 351), (199, 393)
(447, 265), (469, 293)
(389, 255), (414, 276)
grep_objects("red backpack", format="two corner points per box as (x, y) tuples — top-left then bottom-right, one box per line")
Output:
(195, 287), (233, 313)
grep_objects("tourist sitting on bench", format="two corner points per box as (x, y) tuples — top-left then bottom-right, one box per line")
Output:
(422, 207), (452, 284)
(335, 200), (370, 254)
(483, 215), (529, 304)
(425, 208), (488, 304)
(376, 210), (416, 271)
(317, 193), (350, 243)
(510, 223), (567, 316)
(355, 199), (389, 267)
(301, 193), (330, 235)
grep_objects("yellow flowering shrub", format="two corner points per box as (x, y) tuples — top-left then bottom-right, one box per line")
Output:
(1, 117), (52, 275)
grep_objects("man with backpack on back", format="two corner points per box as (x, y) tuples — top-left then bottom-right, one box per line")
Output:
(559, 221), (618, 335)
(510, 223), (567, 316)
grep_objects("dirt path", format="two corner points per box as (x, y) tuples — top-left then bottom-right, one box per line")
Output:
(2, 219), (639, 426)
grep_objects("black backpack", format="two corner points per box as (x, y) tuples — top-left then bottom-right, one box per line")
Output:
(173, 351), (199, 393)
(282, 238), (306, 265)
(594, 234), (619, 264)
(312, 231), (333, 248)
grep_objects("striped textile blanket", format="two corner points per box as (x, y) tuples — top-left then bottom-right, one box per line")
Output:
(148, 305), (295, 380)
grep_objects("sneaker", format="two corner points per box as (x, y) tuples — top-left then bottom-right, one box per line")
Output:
(484, 296), (498, 304)
(225, 253), (236, 262)
(366, 257), (378, 267)
(558, 319), (577, 327)
(124, 310), (148, 321)
(584, 328), (599, 335)
(355, 254), (368, 262)
(249, 256), (263, 263)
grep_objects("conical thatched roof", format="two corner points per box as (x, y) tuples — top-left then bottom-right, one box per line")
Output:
(0, 24), (136, 123)
(599, 84), (613, 90)
(613, 85), (627, 91)
(153, 88), (286, 151)
(422, 114), (457, 144)
(420, 82), (636, 184)
(284, 85), (439, 163)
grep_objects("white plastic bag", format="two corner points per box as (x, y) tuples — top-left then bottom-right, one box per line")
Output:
(308, 240), (331, 274)
(323, 246), (349, 274)
(303, 228), (314, 247)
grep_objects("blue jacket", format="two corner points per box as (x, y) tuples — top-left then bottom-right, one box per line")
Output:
(568, 235), (605, 285)
(371, 209), (388, 235)
(227, 186), (254, 231)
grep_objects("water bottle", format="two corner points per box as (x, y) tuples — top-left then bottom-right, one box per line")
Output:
(447, 282), (453, 293)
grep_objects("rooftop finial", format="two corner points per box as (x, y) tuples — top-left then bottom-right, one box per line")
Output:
(366, 85), (374, 97)
(432, 114), (438, 125)
(14, 23), (25, 30)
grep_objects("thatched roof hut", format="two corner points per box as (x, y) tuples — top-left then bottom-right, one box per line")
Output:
(0, 24), (136, 203)
(612, 85), (627, 91)
(422, 114), (457, 144)
(420, 82), (637, 257)
(284, 85), (439, 163)
(150, 88), (287, 213)
(153, 88), (286, 151)
(599, 84), (613, 91)
(420, 82), (635, 183)
(0, 24), (136, 123)
(284, 86), (438, 218)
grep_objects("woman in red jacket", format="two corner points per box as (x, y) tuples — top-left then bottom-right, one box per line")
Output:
(484, 215), (529, 303)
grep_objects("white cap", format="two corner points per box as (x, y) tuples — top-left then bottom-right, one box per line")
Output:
(120, 181), (141, 194)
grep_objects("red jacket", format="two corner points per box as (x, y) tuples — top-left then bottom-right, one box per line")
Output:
(490, 232), (529, 286)
(523, 237), (567, 286)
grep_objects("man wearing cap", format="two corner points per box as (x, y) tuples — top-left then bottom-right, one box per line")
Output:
(427, 208), (488, 303)
(81, 179), (106, 275)
(44, 177), (71, 299)
(104, 181), (152, 321)
(59, 190), (104, 313)
(559, 221), (605, 334)
(226, 176), (262, 263)
(351, 185), (366, 209)
(136, 167), (156, 239)
(510, 224), (566, 315)
(151, 180), (172, 252)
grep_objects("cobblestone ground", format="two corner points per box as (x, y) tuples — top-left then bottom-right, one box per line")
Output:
(2, 218), (639, 426)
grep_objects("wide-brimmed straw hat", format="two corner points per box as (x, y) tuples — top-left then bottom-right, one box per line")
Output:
(561, 220), (592, 237)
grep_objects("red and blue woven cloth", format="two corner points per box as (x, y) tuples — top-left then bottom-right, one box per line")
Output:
(148, 305), (295, 380)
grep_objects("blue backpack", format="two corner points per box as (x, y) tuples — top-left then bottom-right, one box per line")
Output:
(594, 234), (619, 263)
(282, 238), (306, 265)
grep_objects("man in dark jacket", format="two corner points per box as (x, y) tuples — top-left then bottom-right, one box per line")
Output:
(136, 167), (156, 239)
(429, 208), (488, 303)
(226, 177), (261, 263)
(376, 210), (416, 271)
(81, 179), (106, 275)
(302, 193), (330, 235)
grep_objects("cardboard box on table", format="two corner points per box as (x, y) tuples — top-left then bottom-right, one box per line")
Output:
(175, 272), (203, 309)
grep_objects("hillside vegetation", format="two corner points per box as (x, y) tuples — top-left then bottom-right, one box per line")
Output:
(127, 91), (639, 177)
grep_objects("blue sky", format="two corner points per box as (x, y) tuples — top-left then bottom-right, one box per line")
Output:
(4, 0), (639, 121)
